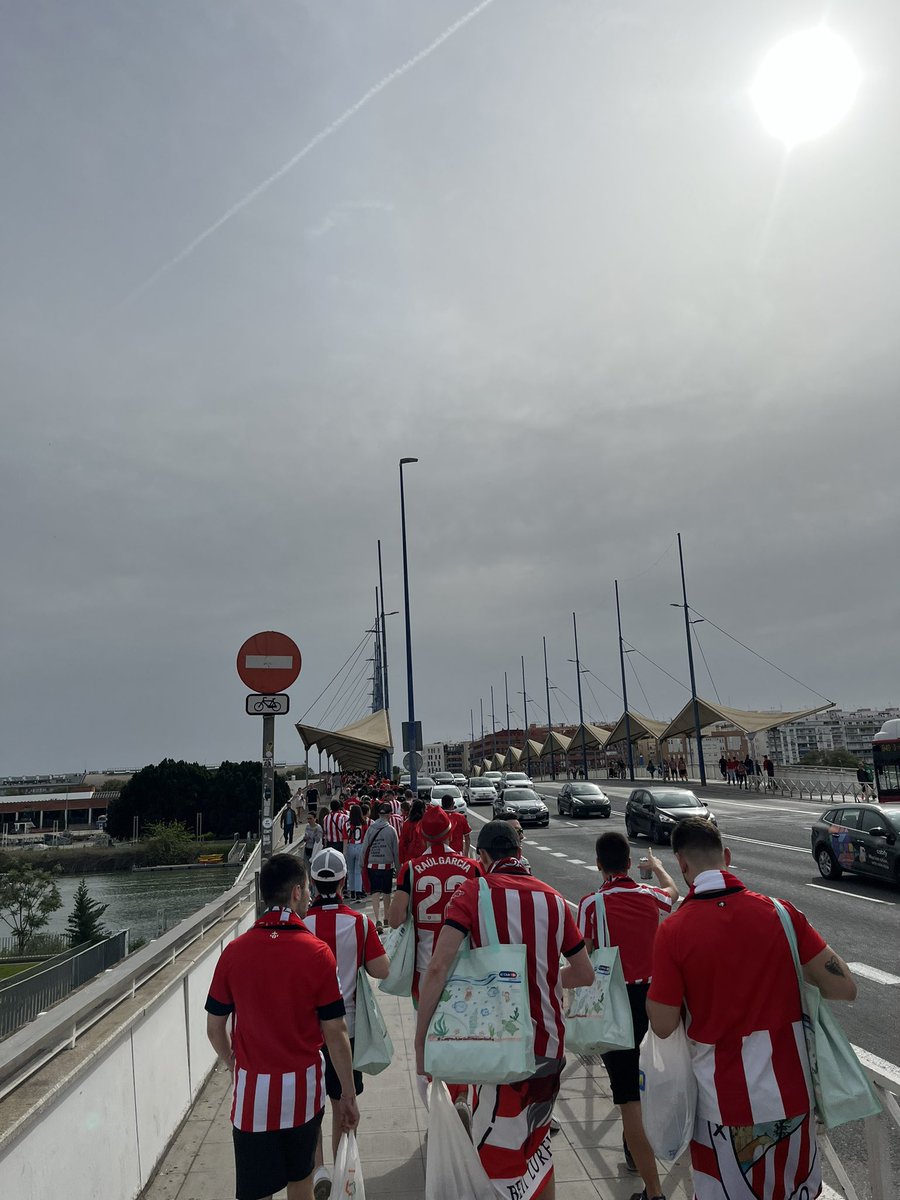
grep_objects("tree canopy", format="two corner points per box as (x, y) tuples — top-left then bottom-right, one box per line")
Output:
(0, 864), (62, 954)
(799, 749), (864, 769)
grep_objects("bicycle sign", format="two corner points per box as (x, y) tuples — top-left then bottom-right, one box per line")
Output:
(246, 694), (290, 716)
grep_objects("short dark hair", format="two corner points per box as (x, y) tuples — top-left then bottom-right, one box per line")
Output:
(476, 819), (520, 859)
(595, 831), (630, 873)
(671, 816), (723, 858)
(260, 853), (307, 906)
(330, 799), (342, 812)
(440, 795), (455, 810)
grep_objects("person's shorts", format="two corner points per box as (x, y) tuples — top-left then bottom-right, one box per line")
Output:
(232, 1111), (323, 1200)
(471, 1056), (563, 1198)
(368, 867), (394, 895)
(601, 982), (650, 1105)
(322, 1038), (364, 1100)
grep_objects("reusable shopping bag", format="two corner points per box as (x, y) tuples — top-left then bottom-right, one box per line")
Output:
(639, 1024), (697, 1162)
(352, 967), (394, 1075)
(565, 891), (634, 1055)
(772, 899), (881, 1128)
(424, 1080), (495, 1200)
(378, 917), (416, 997)
(424, 878), (535, 1085)
(333, 1131), (366, 1199)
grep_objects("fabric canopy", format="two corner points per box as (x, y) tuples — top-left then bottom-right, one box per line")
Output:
(491, 752), (506, 770)
(502, 746), (523, 767)
(539, 730), (571, 758)
(295, 709), (393, 772)
(658, 699), (835, 743)
(566, 722), (611, 750)
(522, 738), (544, 762)
(605, 711), (671, 746)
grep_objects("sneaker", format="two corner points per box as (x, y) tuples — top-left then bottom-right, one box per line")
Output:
(548, 1117), (561, 1136)
(454, 1098), (473, 1140)
(623, 1137), (638, 1174)
(313, 1166), (331, 1200)
(376, 920), (384, 933)
(628, 1193), (665, 1200)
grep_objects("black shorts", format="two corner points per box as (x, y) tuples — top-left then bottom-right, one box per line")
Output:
(232, 1110), (323, 1200)
(368, 867), (393, 895)
(601, 982), (650, 1105)
(322, 1038), (364, 1100)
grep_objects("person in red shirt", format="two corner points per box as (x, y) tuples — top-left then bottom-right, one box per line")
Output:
(648, 818), (857, 1200)
(415, 820), (594, 1200)
(398, 798), (427, 864)
(389, 805), (482, 1001)
(321, 800), (347, 850)
(439, 792), (471, 856)
(205, 854), (359, 1200)
(577, 834), (679, 1200)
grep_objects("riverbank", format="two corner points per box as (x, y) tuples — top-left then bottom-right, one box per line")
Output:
(0, 840), (236, 875)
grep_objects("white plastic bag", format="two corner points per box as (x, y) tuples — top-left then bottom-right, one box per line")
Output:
(424, 1081), (495, 1200)
(333, 1131), (366, 1199)
(639, 1025), (697, 1162)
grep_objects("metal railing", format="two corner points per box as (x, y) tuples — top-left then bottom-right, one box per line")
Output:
(0, 932), (73, 959)
(0, 931), (129, 1040)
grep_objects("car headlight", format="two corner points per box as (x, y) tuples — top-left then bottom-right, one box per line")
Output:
(658, 814), (675, 824)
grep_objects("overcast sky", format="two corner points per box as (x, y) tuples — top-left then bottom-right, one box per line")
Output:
(2, 0), (899, 774)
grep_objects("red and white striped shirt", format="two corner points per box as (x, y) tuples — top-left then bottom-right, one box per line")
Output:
(649, 870), (826, 1125)
(205, 908), (345, 1131)
(387, 811), (404, 836)
(445, 863), (584, 1059)
(396, 846), (482, 998)
(576, 875), (673, 984)
(303, 901), (385, 1036)
(321, 810), (348, 845)
(388, 796), (402, 817)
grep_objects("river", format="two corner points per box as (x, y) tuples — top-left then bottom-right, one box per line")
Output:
(46, 866), (239, 943)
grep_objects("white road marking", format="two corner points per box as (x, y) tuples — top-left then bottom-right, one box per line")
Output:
(550, 851), (568, 858)
(720, 833), (808, 854)
(568, 859), (587, 865)
(565, 822), (580, 828)
(806, 885), (892, 905)
(846, 963), (900, 985)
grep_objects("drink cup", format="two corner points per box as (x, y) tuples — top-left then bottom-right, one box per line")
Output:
(639, 857), (652, 880)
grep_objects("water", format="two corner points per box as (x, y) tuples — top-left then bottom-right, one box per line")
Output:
(46, 866), (239, 943)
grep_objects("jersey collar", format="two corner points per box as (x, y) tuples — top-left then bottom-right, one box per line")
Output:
(686, 868), (745, 899)
(486, 855), (532, 876)
(254, 906), (308, 929)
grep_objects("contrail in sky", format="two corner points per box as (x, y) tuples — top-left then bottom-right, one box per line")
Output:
(112, 0), (499, 312)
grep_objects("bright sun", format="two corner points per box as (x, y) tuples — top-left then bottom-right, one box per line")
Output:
(750, 27), (861, 147)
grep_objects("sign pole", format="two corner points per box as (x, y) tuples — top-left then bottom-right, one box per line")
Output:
(261, 715), (275, 860)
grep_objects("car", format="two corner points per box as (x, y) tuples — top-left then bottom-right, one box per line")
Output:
(452, 773), (467, 787)
(492, 788), (550, 827)
(415, 776), (436, 800)
(810, 803), (900, 883)
(624, 788), (717, 844)
(429, 784), (467, 814)
(482, 771), (503, 792)
(499, 772), (534, 792)
(432, 772), (456, 786)
(557, 782), (611, 818)
(464, 778), (498, 805)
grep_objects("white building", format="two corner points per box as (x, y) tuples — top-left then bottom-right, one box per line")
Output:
(765, 706), (900, 765)
(423, 742), (447, 776)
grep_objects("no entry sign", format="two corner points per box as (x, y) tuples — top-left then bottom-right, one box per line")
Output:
(237, 631), (302, 693)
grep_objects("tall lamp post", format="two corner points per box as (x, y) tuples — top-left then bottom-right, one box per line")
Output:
(520, 656), (530, 778)
(399, 457), (419, 791)
(490, 685), (496, 764)
(569, 611), (589, 781)
(543, 636), (556, 781)
(615, 580), (635, 782)
(671, 531), (707, 787)
(504, 671), (511, 757)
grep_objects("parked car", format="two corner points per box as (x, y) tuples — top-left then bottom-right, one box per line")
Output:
(429, 784), (467, 814)
(492, 788), (550, 827)
(810, 803), (900, 883)
(464, 778), (498, 806)
(624, 788), (717, 843)
(557, 782), (611, 818)
(499, 772), (534, 792)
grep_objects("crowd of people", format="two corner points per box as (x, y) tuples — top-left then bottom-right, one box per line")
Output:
(206, 769), (858, 1200)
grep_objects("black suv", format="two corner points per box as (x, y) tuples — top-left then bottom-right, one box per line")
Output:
(811, 803), (900, 883)
(624, 788), (717, 844)
(557, 782), (611, 818)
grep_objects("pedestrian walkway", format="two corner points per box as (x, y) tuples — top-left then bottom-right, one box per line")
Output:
(142, 987), (691, 1200)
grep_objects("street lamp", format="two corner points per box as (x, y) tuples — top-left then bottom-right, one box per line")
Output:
(671, 531), (707, 786)
(399, 457), (419, 790)
(568, 610), (589, 781)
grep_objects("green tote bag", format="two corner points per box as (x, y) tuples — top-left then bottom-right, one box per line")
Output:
(425, 878), (535, 1085)
(353, 965), (394, 1075)
(772, 899), (881, 1128)
(565, 892), (634, 1055)
(379, 917), (416, 997)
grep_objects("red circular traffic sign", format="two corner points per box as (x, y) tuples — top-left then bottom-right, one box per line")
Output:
(236, 631), (302, 693)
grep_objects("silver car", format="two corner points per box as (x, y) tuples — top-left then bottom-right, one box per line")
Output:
(464, 778), (498, 806)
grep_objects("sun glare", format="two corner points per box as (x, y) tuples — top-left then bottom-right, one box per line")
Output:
(751, 27), (861, 147)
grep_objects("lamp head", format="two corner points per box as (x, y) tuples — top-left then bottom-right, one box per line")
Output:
(399, 457), (419, 466)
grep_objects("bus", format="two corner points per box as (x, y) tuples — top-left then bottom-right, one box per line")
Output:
(872, 718), (900, 802)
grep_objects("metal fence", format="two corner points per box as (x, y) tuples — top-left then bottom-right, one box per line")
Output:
(0, 931), (129, 1041)
(0, 932), (73, 959)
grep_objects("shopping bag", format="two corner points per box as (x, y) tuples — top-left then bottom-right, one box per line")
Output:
(425, 878), (535, 1085)
(352, 968), (394, 1075)
(639, 1025), (697, 1162)
(379, 917), (416, 997)
(772, 900), (881, 1128)
(424, 1080), (495, 1200)
(333, 1131), (365, 1199)
(565, 892), (634, 1054)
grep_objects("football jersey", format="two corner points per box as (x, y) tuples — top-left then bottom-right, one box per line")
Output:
(396, 846), (482, 998)
(303, 901), (385, 1036)
(577, 875), (673, 983)
(447, 811), (470, 854)
(321, 811), (347, 844)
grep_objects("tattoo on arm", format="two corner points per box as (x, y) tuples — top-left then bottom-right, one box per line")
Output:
(824, 956), (845, 978)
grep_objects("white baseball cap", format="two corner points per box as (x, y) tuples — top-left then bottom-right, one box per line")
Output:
(310, 848), (347, 882)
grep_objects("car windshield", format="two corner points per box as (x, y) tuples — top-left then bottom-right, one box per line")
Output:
(571, 784), (602, 795)
(882, 808), (900, 833)
(435, 787), (461, 799)
(653, 791), (701, 808)
(506, 774), (529, 781)
(506, 791), (540, 804)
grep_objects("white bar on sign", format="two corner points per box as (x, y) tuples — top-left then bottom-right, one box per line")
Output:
(244, 655), (293, 669)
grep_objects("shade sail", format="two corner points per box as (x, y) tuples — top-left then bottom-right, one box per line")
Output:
(491, 753), (506, 770)
(502, 746), (523, 767)
(605, 711), (671, 745)
(295, 709), (394, 772)
(658, 699), (835, 743)
(539, 730), (572, 757)
(567, 722), (611, 750)
(522, 738), (544, 761)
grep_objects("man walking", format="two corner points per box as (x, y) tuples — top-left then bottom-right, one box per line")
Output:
(415, 820), (594, 1200)
(439, 792), (471, 857)
(280, 799), (297, 845)
(577, 834), (678, 1200)
(360, 801), (399, 933)
(647, 818), (857, 1200)
(321, 800), (347, 851)
(205, 854), (358, 1200)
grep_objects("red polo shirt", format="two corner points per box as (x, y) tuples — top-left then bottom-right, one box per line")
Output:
(576, 874), (673, 983)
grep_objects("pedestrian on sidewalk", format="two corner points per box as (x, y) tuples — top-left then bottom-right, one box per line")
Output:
(647, 818), (857, 1200)
(321, 800), (348, 851)
(440, 792), (471, 857)
(576, 834), (679, 1200)
(280, 800), (297, 845)
(205, 854), (358, 1200)
(343, 805), (366, 900)
(303, 811), (324, 874)
(415, 820), (594, 1200)
(303, 849), (389, 1200)
(718, 754), (727, 781)
(360, 802), (399, 933)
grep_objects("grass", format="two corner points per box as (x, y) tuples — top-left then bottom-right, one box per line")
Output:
(0, 961), (38, 980)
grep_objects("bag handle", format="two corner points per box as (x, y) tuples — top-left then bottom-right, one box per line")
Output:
(771, 899), (805, 992)
(594, 891), (610, 948)
(477, 877), (501, 946)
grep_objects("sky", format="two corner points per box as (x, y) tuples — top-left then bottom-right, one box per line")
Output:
(2, 0), (899, 774)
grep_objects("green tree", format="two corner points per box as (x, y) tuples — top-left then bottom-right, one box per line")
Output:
(66, 878), (109, 946)
(143, 821), (196, 867)
(0, 864), (63, 954)
(206, 762), (290, 839)
(800, 749), (864, 769)
(106, 759), (212, 840)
